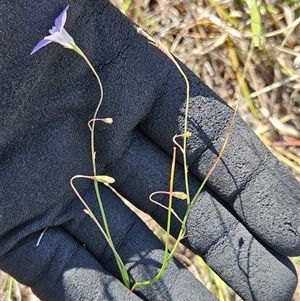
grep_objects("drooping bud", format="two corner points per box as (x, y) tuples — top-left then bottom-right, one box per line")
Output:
(94, 175), (115, 184)
(172, 191), (187, 200)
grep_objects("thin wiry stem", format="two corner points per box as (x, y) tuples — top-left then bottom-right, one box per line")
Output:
(131, 147), (178, 291)
(71, 45), (130, 288)
(134, 26), (238, 290)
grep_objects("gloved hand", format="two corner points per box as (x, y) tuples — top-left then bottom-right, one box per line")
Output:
(1, 1), (300, 301)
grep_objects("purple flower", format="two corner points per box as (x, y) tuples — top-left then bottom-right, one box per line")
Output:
(31, 5), (75, 55)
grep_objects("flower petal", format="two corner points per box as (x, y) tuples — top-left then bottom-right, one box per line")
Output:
(55, 5), (69, 29)
(61, 28), (75, 45)
(30, 38), (53, 55)
(44, 31), (73, 49)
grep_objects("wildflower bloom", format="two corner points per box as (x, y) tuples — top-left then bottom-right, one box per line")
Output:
(30, 5), (76, 55)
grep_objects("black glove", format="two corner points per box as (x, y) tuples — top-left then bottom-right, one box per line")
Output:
(1, 1), (299, 300)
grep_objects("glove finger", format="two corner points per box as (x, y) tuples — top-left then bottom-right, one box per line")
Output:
(107, 128), (297, 301)
(0, 228), (143, 301)
(62, 184), (219, 301)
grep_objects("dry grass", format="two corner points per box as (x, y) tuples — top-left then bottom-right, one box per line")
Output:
(1, 0), (300, 300)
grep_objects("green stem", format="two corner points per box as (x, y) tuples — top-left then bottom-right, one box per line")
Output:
(167, 105), (237, 264)
(131, 36), (192, 290)
(131, 148), (177, 291)
(6, 276), (13, 301)
(72, 44), (130, 288)
(132, 30), (238, 291)
(166, 58), (190, 205)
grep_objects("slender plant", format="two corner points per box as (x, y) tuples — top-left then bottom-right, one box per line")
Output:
(30, 5), (130, 288)
(130, 27), (238, 291)
(30, 5), (237, 292)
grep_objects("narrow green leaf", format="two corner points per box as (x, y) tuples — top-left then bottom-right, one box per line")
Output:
(247, 0), (263, 47)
